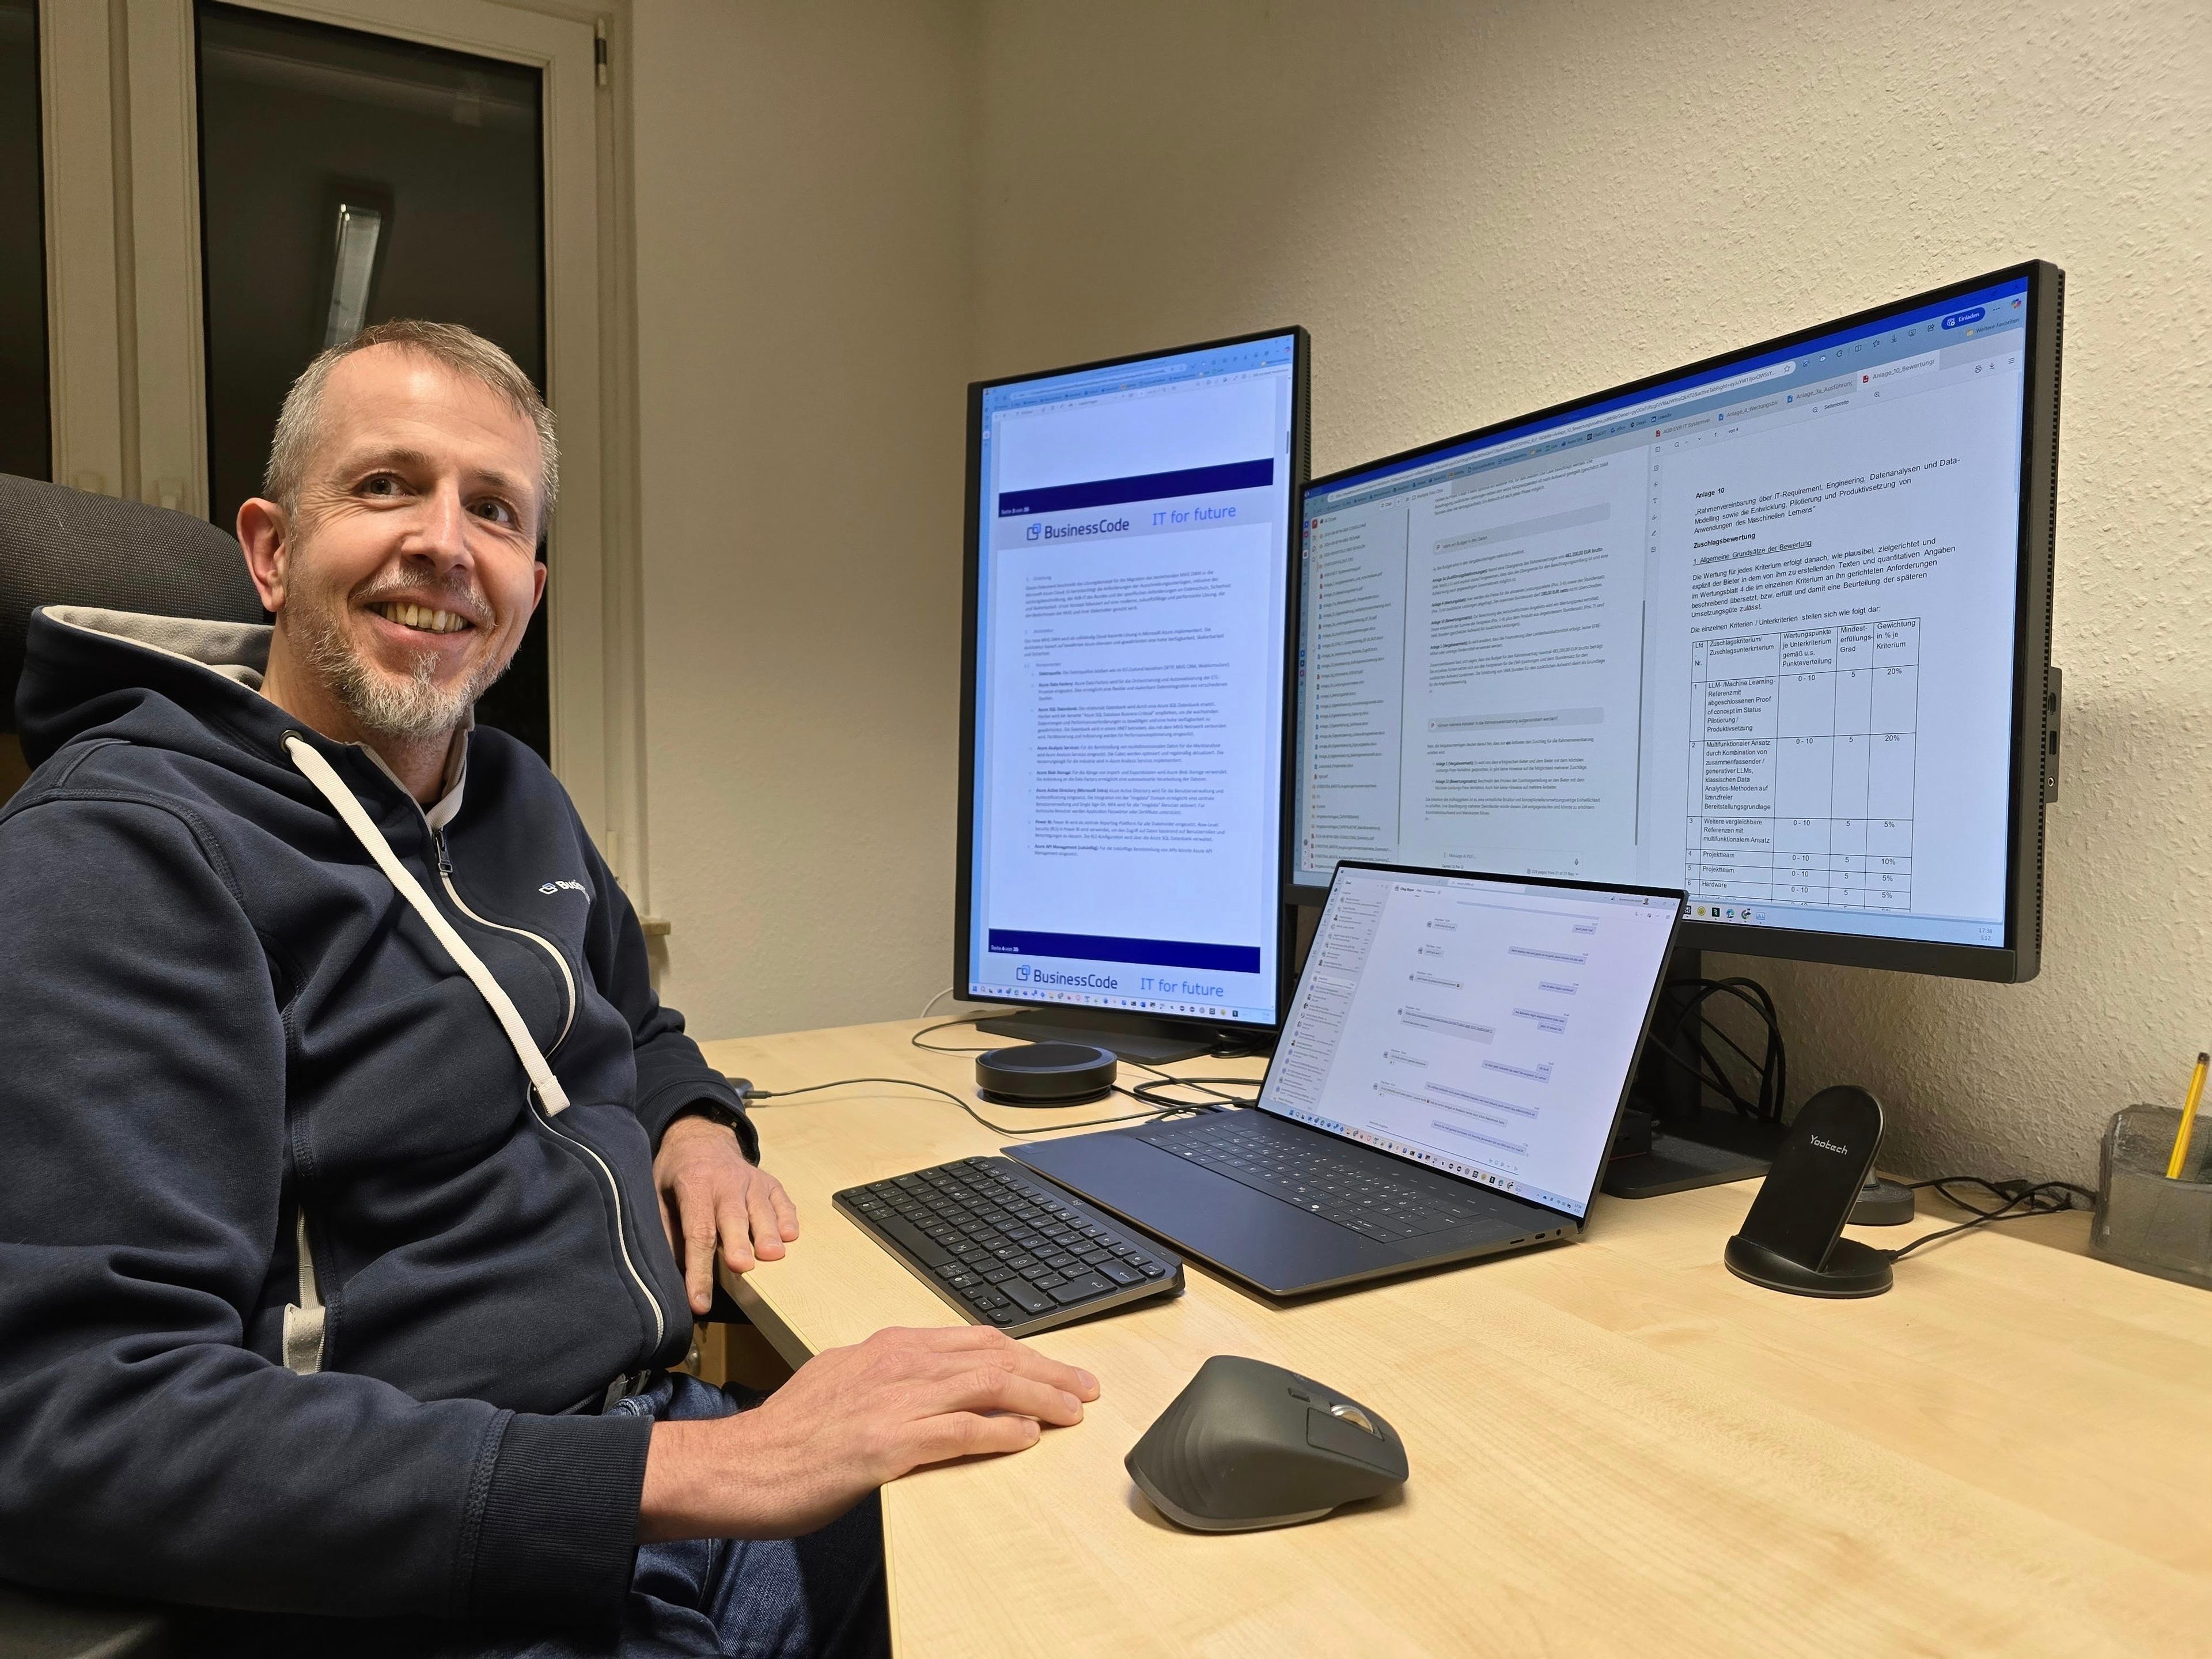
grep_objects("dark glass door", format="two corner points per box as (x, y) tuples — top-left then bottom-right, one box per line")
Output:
(196, 1), (550, 759)
(0, 0), (50, 483)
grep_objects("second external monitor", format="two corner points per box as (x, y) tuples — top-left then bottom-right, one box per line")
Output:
(959, 328), (1309, 1054)
(1293, 264), (2059, 982)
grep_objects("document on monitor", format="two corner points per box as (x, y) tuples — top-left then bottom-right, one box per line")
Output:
(966, 335), (1299, 1025)
(1296, 279), (2033, 954)
(1262, 866), (1679, 1217)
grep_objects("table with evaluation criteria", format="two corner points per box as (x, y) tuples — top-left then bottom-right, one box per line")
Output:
(1686, 620), (1920, 912)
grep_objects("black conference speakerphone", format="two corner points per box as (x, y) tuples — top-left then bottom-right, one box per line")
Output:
(834, 1157), (1183, 1335)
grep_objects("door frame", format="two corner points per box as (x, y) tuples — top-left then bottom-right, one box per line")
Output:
(37, 0), (656, 908)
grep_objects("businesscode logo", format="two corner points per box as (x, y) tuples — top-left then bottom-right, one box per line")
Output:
(1025, 516), (1131, 542)
(1014, 964), (1122, 991)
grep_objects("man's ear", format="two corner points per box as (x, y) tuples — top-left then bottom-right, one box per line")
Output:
(529, 556), (547, 616)
(236, 497), (291, 612)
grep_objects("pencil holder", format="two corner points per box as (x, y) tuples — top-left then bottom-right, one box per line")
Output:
(2090, 1105), (2212, 1291)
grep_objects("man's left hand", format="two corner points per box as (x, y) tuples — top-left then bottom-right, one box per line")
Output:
(654, 1116), (801, 1315)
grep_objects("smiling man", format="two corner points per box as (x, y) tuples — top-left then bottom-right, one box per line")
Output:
(0, 323), (1094, 1658)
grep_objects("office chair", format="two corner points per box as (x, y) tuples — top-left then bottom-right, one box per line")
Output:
(0, 475), (259, 1658)
(0, 472), (264, 747)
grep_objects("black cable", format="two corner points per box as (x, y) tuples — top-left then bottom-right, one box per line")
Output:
(890, 1012), (1267, 1130)
(1122, 1074), (1262, 1113)
(1685, 978), (1785, 1120)
(908, 1014), (1261, 1106)
(912, 1016), (1229, 1066)
(744, 1076), (1194, 1138)
(1883, 1175), (2096, 1262)
(1643, 976), (1786, 1123)
(908, 1017), (997, 1056)
(1653, 980), (1747, 1112)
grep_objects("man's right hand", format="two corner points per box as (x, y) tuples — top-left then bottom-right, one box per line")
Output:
(637, 1325), (1099, 1541)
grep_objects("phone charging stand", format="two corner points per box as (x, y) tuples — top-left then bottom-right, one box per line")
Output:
(1724, 1233), (1894, 1297)
(1722, 1084), (1896, 1299)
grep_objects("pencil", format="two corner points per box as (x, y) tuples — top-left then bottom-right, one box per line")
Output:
(2166, 1051), (2208, 1181)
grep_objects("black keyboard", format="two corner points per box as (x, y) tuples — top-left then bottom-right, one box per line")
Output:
(1137, 1113), (1490, 1241)
(835, 1157), (1183, 1335)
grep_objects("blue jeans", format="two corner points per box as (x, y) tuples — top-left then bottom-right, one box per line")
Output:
(480, 1372), (889, 1659)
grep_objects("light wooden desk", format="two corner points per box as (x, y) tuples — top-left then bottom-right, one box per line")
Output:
(704, 1020), (2212, 1658)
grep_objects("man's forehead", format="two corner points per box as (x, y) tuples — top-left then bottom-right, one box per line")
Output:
(316, 346), (539, 472)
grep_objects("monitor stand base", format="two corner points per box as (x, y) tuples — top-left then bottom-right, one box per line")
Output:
(973, 1006), (1218, 1065)
(1602, 1107), (1790, 1199)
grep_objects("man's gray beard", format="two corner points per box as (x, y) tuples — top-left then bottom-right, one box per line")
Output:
(294, 598), (508, 743)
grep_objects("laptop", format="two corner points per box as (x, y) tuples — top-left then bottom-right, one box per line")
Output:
(1008, 862), (1683, 1297)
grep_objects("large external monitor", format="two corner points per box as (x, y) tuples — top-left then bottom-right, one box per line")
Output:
(1293, 264), (2061, 982)
(959, 328), (1309, 1056)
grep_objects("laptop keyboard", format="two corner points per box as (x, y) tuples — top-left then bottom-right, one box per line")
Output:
(835, 1157), (1181, 1335)
(1137, 1113), (1488, 1240)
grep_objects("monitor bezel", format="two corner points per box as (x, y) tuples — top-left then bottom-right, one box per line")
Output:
(956, 325), (1312, 1037)
(1257, 858), (1686, 1222)
(1286, 263), (2061, 984)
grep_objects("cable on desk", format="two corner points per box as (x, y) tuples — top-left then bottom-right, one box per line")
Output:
(1882, 1175), (2097, 1262)
(1122, 1074), (1262, 1113)
(909, 1018), (1264, 1113)
(1643, 976), (1787, 1124)
(908, 1016), (998, 1056)
(741, 1076), (1203, 1139)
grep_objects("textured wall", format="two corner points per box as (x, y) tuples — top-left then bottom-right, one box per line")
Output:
(969, 0), (2211, 1181)
(629, 0), (975, 1038)
(626, 1), (2210, 1184)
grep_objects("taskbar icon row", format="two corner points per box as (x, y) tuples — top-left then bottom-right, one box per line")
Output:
(980, 984), (1250, 1022)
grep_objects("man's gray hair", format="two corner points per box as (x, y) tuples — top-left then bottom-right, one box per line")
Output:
(263, 320), (559, 530)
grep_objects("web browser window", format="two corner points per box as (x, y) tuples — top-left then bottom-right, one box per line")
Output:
(1294, 279), (2031, 950)
(1262, 866), (1679, 1217)
(967, 335), (1298, 1024)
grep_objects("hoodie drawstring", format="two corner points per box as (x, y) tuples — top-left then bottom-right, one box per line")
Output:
(282, 734), (570, 1115)
(281, 1210), (325, 1377)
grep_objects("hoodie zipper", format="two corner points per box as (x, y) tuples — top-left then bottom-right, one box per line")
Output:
(431, 823), (577, 1052)
(425, 818), (661, 1350)
(523, 1084), (668, 1350)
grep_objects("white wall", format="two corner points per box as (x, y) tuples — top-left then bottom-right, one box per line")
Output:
(630, 0), (2212, 1184)
(968, 0), (2211, 1183)
(629, 0), (975, 1039)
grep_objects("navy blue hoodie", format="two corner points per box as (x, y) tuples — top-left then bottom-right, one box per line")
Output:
(0, 606), (754, 1634)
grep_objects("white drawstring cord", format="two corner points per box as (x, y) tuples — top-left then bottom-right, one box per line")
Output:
(283, 733), (570, 1115)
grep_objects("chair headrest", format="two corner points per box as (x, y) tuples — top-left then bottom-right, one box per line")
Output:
(1, 474), (266, 734)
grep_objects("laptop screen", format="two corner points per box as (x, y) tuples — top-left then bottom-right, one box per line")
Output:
(1260, 865), (1682, 1218)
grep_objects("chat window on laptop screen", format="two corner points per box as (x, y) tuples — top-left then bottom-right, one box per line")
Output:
(966, 336), (1298, 1025)
(1263, 869), (1678, 1216)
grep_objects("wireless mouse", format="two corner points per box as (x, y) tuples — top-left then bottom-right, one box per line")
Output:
(1126, 1355), (1408, 1531)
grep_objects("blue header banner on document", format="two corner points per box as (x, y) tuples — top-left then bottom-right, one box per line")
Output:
(988, 930), (1263, 975)
(999, 459), (1274, 517)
